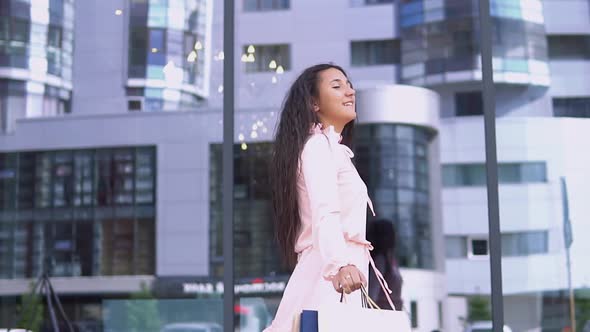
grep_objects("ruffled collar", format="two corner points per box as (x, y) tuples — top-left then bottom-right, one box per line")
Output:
(310, 123), (342, 143)
(310, 123), (353, 158)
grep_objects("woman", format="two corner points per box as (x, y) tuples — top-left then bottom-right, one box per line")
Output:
(265, 64), (393, 331)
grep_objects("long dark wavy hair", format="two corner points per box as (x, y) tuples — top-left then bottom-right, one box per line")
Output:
(270, 63), (355, 268)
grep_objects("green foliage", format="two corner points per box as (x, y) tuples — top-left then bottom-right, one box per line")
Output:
(125, 282), (161, 332)
(467, 295), (492, 322)
(16, 282), (44, 332)
(577, 296), (590, 332)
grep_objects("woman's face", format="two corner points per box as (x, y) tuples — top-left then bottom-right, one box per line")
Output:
(315, 68), (356, 130)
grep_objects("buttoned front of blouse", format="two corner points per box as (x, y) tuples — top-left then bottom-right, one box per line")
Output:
(264, 126), (376, 332)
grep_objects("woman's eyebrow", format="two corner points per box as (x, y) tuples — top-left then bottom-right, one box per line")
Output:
(330, 78), (351, 86)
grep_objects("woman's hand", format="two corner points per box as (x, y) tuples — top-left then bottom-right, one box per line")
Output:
(332, 264), (366, 294)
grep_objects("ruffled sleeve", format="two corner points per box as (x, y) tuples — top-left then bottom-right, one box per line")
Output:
(301, 134), (351, 280)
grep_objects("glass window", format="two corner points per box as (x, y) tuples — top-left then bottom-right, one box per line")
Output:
(243, 44), (291, 73)
(553, 97), (590, 118)
(455, 91), (483, 116)
(426, 58), (445, 74)
(351, 39), (400, 66)
(148, 2), (168, 27)
(35, 153), (53, 208)
(243, 0), (290, 12)
(355, 124), (433, 269)
(210, 142), (283, 278)
(464, 164), (486, 186)
(502, 231), (548, 257)
(0, 17), (9, 41)
(364, 0), (394, 5)
(10, 18), (30, 43)
(443, 162), (547, 187)
(47, 25), (62, 48)
(148, 29), (166, 66)
(49, 0), (65, 22)
(396, 125), (415, 140)
(548, 35), (590, 60)
(519, 162), (547, 183)
(129, 0), (149, 26)
(100, 219), (135, 275)
(498, 163), (520, 183)
(52, 151), (74, 207)
(128, 28), (148, 77)
(446, 236), (467, 258)
(470, 238), (489, 256)
(17, 152), (35, 209)
(0, 154), (17, 210)
(47, 49), (61, 75)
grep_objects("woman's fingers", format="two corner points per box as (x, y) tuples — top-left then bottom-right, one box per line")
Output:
(340, 275), (353, 294)
(332, 278), (341, 292)
(333, 265), (366, 294)
(349, 271), (363, 291)
(359, 270), (368, 286)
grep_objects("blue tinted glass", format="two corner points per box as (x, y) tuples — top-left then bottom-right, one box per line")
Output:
(147, 65), (165, 79)
(144, 98), (163, 111)
(149, 29), (165, 49)
(145, 88), (163, 98)
(504, 59), (528, 72)
(401, 13), (424, 28)
(148, 4), (168, 27)
(148, 30), (166, 66)
(401, 1), (423, 16)
(148, 53), (166, 66)
(499, 6), (521, 19)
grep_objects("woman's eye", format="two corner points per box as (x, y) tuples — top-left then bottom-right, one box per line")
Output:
(333, 85), (340, 89)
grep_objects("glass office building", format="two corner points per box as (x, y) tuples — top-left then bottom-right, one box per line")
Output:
(1, 0), (590, 331)
(126, 0), (212, 112)
(400, 0), (549, 86)
(0, 147), (156, 279)
(0, 0), (74, 133)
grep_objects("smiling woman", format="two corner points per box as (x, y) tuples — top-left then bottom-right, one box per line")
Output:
(265, 64), (395, 331)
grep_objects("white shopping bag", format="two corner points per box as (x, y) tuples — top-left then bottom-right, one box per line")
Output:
(317, 287), (411, 332)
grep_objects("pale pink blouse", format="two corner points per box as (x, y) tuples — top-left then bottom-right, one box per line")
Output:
(264, 126), (392, 332)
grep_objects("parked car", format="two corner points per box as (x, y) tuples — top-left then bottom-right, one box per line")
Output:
(160, 322), (222, 332)
(465, 321), (512, 332)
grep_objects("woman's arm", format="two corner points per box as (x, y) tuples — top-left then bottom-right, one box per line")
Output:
(301, 135), (365, 293)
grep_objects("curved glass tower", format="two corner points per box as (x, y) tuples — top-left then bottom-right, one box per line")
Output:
(356, 124), (435, 269)
(0, 0), (74, 132)
(400, 0), (549, 87)
(126, 0), (212, 112)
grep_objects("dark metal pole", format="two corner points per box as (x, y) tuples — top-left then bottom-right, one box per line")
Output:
(223, 0), (235, 331)
(478, 0), (504, 331)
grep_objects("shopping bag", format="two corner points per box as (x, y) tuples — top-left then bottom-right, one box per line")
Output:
(295, 251), (411, 331)
(291, 309), (319, 332)
(296, 286), (411, 332)
(299, 310), (318, 332)
(317, 286), (411, 331)
(317, 301), (411, 331)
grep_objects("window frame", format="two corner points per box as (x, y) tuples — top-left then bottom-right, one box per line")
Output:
(350, 38), (401, 67)
(242, 43), (291, 73)
(468, 236), (490, 259)
(243, 0), (290, 12)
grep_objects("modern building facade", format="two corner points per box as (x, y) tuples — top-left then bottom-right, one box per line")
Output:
(1, 0), (590, 331)
(0, 0), (74, 133)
